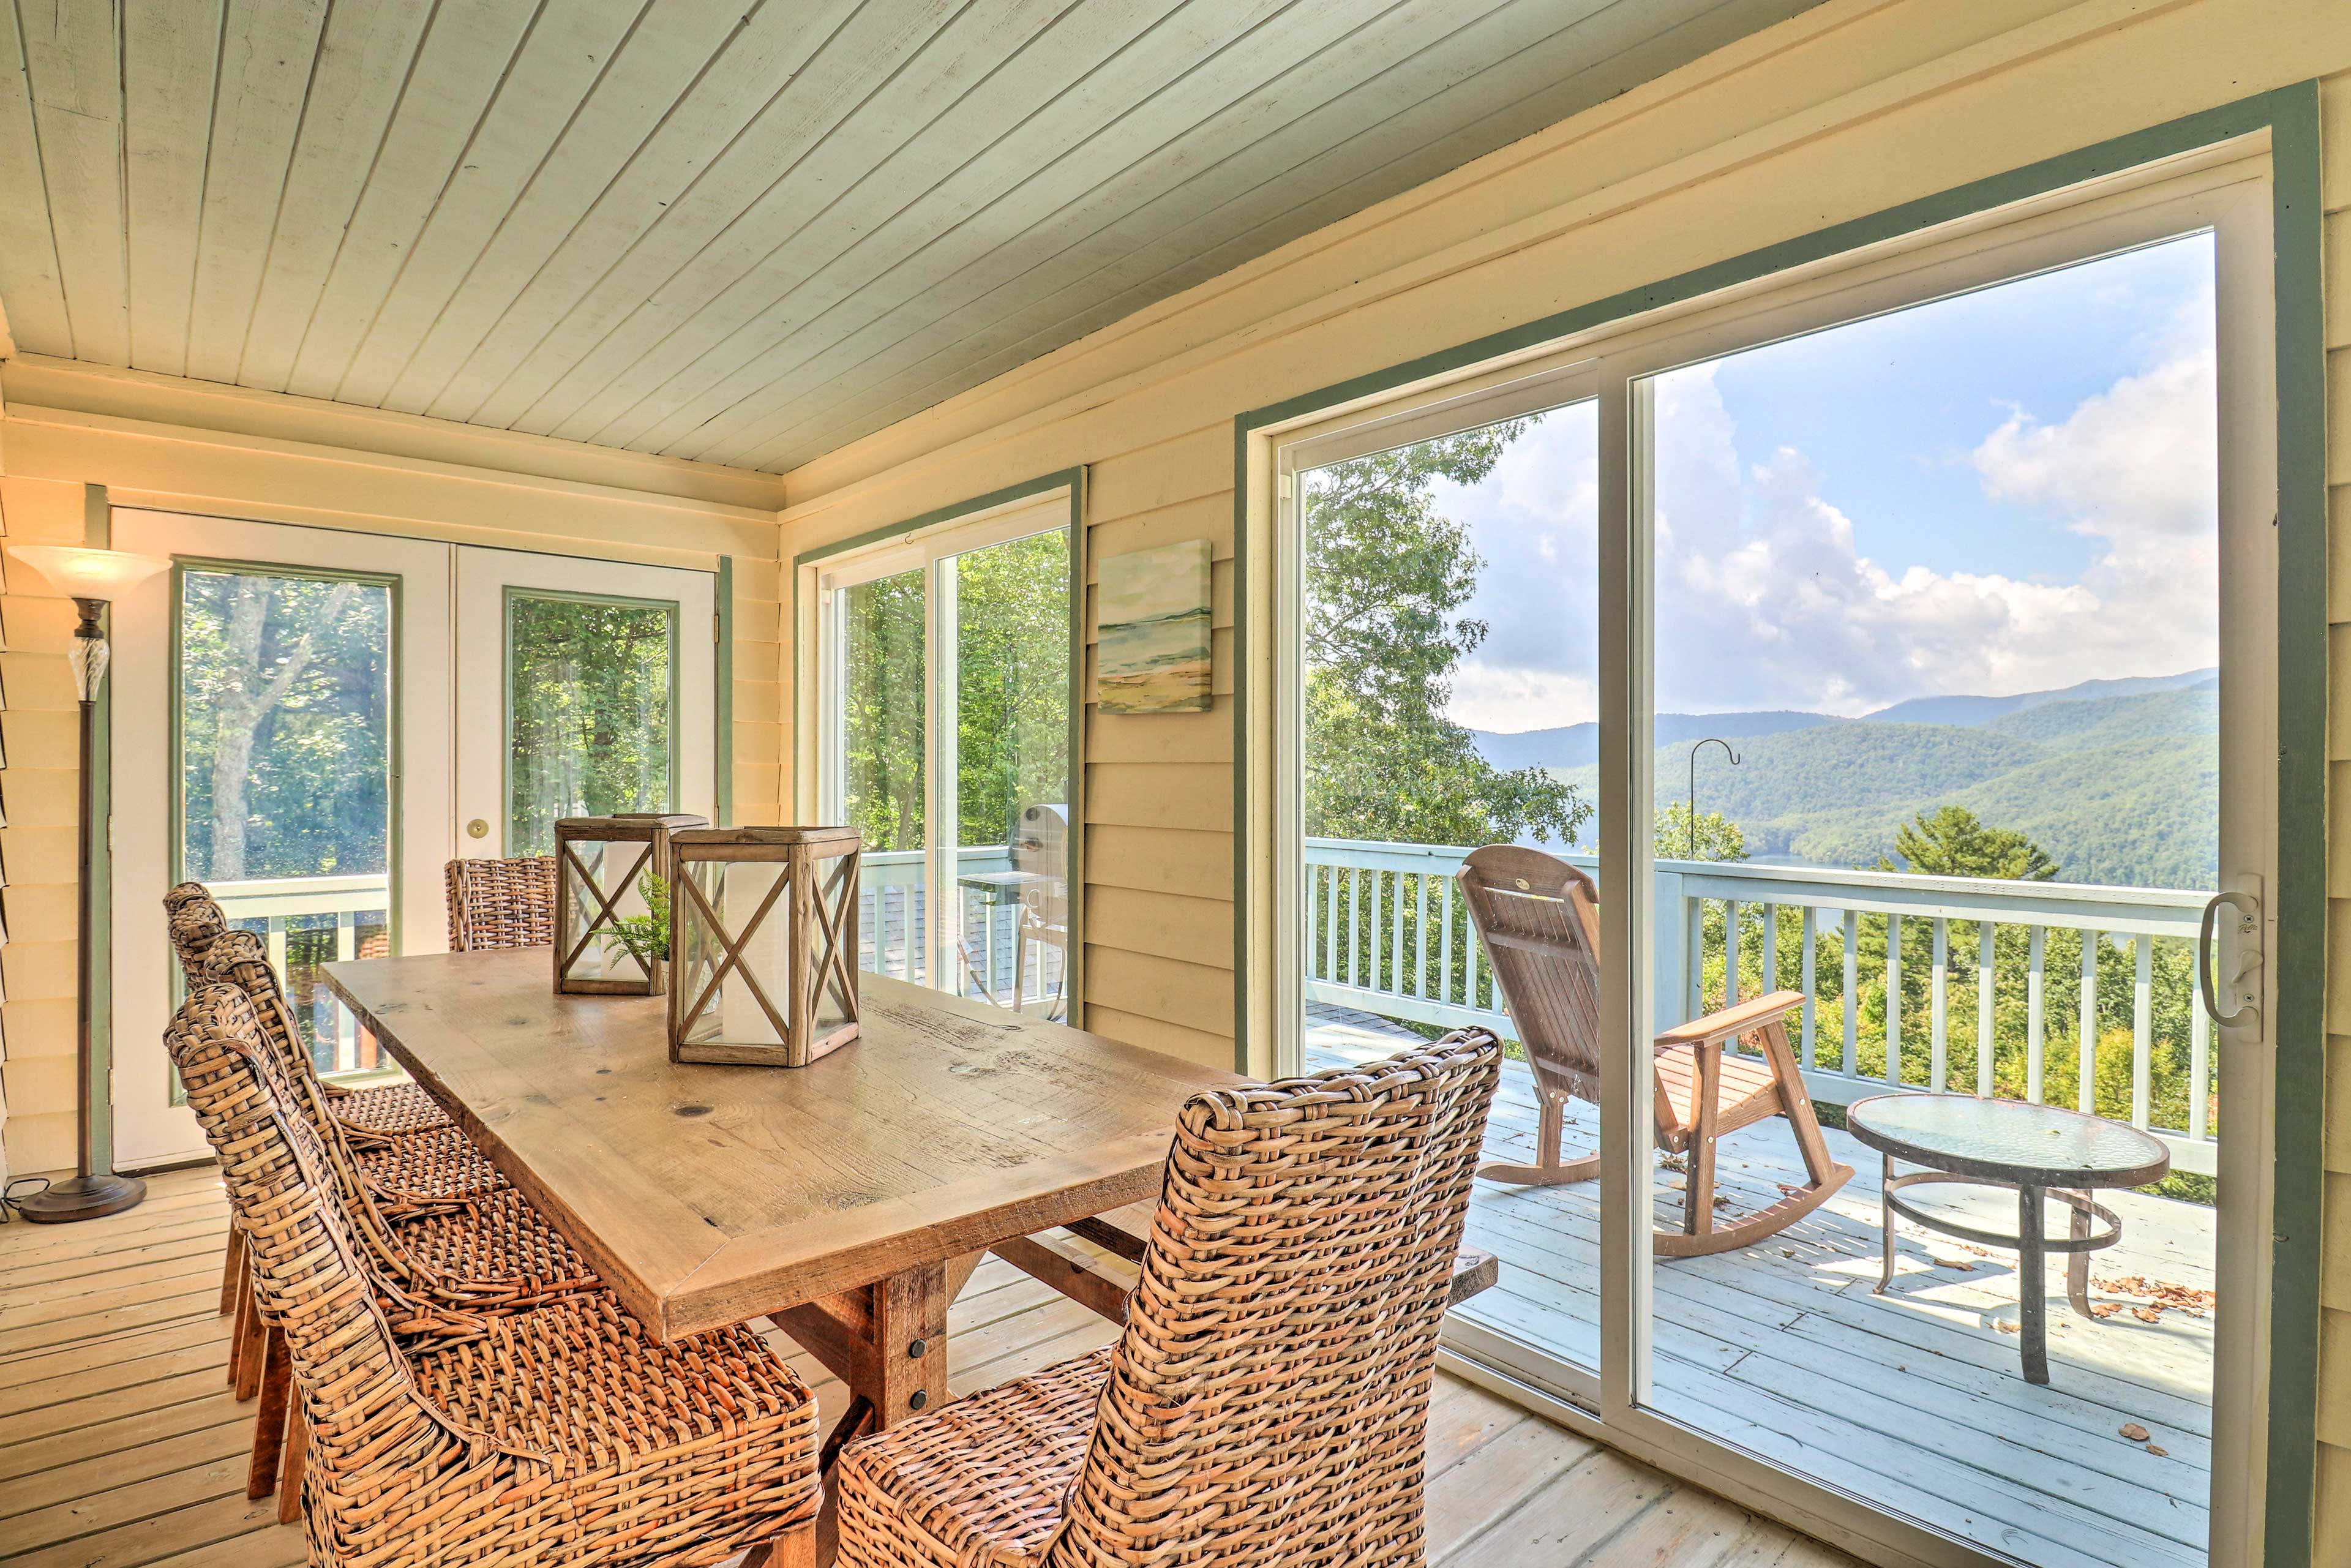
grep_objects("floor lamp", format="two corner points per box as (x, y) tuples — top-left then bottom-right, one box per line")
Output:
(9, 544), (170, 1223)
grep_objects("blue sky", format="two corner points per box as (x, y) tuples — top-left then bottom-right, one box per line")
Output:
(1421, 231), (2219, 732)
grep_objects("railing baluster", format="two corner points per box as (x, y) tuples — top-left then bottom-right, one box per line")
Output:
(1439, 876), (1455, 1006)
(1324, 865), (1340, 985)
(1414, 873), (1430, 998)
(1725, 898), (1741, 1010)
(1346, 869), (1360, 990)
(1842, 909), (1859, 1079)
(1761, 902), (1778, 996)
(2027, 925), (2046, 1104)
(2079, 931), (2099, 1116)
(1930, 917), (1948, 1092)
(1687, 900), (1705, 1022)
(1468, 912), (1485, 1011)
(1977, 920), (1995, 1099)
(2132, 934), (2153, 1130)
(2190, 991), (2211, 1142)
(1885, 913), (1902, 1086)
(1382, 869), (1401, 992)
(1800, 907), (1817, 1068)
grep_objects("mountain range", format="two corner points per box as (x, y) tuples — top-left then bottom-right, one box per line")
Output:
(1471, 668), (2219, 888)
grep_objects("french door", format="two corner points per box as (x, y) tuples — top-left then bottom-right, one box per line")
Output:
(1274, 153), (2278, 1568)
(108, 511), (714, 1168)
(812, 498), (1073, 1013)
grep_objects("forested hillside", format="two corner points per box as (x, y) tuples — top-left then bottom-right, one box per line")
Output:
(1523, 675), (2218, 888)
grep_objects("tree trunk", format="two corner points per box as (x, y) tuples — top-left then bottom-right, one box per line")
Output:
(206, 577), (358, 880)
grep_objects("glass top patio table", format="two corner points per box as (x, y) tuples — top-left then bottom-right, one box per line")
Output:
(1846, 1093), (2171, 1189)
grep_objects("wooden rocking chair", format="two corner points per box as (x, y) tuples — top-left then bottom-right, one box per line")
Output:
(1459, 844), (1853, 1258)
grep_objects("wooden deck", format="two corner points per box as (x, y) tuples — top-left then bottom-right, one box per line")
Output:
(1307, 1004), (2216, 1568)
(0, 1165), (1849, 1567)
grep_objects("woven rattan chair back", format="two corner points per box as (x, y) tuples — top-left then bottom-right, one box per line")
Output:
(1052, 1032), (1501, 1567)
(1456, 844), (1607, 1107)
(164, 988), (468, 1524)
(446, 855), (558, 951)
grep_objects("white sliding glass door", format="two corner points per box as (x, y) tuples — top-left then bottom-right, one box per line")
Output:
(1270, 156), (2279, 1568)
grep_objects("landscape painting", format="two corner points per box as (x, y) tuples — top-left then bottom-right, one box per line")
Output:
(1098, 540), (1211, 713)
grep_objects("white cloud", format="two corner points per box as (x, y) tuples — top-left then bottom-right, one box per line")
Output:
(1439, 324), (2219, 730)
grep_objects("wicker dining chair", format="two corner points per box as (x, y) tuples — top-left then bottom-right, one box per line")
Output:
(446, 854), (558, 951)
(165, 981), (822, 1567)
(833, 1030), (1503, 1568)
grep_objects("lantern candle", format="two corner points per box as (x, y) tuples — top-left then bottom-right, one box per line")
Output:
(552, 813), (706, 996)
(668, 826), (863, 1067)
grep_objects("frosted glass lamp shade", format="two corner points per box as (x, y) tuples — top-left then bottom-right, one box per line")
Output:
(9, 546), (170, 602)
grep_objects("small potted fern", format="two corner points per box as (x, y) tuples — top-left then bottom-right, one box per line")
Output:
(598, 866), (671, 994)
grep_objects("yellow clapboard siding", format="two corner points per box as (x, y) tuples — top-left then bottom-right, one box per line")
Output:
(1084, 886), (1234, 970)
(1085, 825), (1234, 902)
(1084, 946), (1234, 1040)
(1086, 764), (1232, 834)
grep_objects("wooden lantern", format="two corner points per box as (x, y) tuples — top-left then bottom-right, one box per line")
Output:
(553, 813), (707, 996)
(667, 826), (863, 1067)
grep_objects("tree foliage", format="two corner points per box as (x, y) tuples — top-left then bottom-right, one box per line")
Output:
(836, 531), (1070, 856)
(1302, 426), (1589, 848)
(507, 595), (674, 856)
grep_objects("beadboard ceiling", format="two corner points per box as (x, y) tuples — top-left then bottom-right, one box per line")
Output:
(0, 0), (1815, 475)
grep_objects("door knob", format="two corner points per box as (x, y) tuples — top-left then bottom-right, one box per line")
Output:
(466, 819), (489, 839)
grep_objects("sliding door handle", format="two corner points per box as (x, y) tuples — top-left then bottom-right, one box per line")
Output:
(2197, 877), (2262, 1030)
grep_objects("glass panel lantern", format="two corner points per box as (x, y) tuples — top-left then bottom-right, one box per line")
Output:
(669, 827), (863, 1067)
(553, 813), (707, 995)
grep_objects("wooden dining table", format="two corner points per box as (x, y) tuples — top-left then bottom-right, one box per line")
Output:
(321, 947), (1243, 1449)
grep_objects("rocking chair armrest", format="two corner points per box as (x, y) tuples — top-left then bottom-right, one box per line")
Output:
(1652, 989), (1805, 1049)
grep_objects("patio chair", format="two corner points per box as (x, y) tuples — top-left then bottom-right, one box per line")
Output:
(1458, 843), (1852, 1258)
(163, 980), (822, 1567)
(445, 854), (558, 951)
(833, 1032), (1501, 1568)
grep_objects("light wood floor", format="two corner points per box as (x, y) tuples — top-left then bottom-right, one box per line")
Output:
(0, 1166), (1850, 1567)
(1310, 1005), (2216, 1568)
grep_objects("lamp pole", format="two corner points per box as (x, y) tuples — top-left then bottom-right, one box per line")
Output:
(10, 546), (170, 1223)
(19, 595), (143, 1221)
(1687, 737), (1741, 861)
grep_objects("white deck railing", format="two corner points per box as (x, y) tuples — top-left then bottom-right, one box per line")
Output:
(856, 847), (1065, 1008)
(1303, 837), (2218, 1176)
(209, 872), (392, 1079)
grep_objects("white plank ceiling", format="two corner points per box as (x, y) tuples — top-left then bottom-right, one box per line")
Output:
(0, 0), (1817, 475)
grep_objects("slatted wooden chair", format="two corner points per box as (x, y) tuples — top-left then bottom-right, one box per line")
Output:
(833, 1032), (1502, 1568)
(165, 980), (822, 1567)
(1458, 842), (1851, 1256)
(446, 854), (558, 951)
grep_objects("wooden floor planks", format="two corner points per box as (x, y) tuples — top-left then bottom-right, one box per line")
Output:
(0, 1166), (1851, 1568)
(1310, 1005), (2216, 1568)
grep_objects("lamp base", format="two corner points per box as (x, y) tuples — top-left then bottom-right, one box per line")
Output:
(18, 1172), (146, 1224)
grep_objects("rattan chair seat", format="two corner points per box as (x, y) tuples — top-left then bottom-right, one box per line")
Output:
(335, 1080), (455, 1136)
(411, 1290), (814, 1469)
(834, 1349), (1108, 1567)
(352, 1123), (509, 1206)
(392, 1188), (599, 1304)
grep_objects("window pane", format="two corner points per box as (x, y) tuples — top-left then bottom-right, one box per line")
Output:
(838, 569), (927, 981)
(178, 567), (392, 1078)
(948, 529), (1069, 1012)
(506, 593), (676, 857)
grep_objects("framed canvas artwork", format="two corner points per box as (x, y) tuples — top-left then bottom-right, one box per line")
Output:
(1097, 539), (1212, 713)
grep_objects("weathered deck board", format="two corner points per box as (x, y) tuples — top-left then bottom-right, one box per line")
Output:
(1309, 1003), (2215, 1568)
(0, 1165), (1851, 1568)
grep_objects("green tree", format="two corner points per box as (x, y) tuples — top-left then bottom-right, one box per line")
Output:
(1302, 425), (1589, 847)
(1657, 802), (1747, 863)
(1877, 805), (2058, 882)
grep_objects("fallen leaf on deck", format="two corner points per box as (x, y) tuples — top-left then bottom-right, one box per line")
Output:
(1997, 1322), (2019, 1335)
(2132, 1306), (2162, 1324)
(2147, 1445), (2169, 1458)
(2120, 1423), (2151, 1441)
(2090, 1303), (2121, 1319)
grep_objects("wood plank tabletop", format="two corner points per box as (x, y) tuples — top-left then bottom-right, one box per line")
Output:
(322, 950), (1243, 1340)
